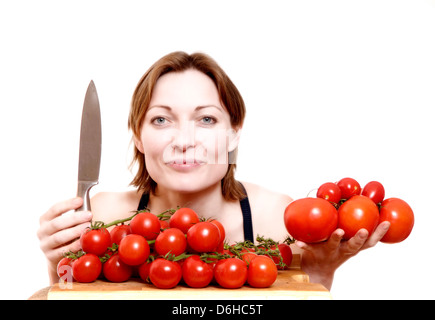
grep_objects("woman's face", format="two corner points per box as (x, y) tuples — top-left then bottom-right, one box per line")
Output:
(135, 69), (240, 194)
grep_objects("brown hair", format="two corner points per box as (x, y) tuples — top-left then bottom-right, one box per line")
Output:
(128, 51), (246, 200)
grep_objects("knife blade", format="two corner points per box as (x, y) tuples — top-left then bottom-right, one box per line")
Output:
(76, 80), (101, 212)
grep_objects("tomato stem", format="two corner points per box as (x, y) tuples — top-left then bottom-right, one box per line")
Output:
(156, 208), (176, 221)
(306, 188), (318, 198)
(163, 252), (194, 262)
(283, 235), (295, 245)
(223, 235), (290, 269)
(102, 211), (140, 229)
(63, 249), (85, 260)
(200, 252), (232, 263)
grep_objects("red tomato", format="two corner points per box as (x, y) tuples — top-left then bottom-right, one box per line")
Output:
(154, 228), (187, 256)
(118, 234), (150, 266)
(57, 257), (73, 279)
(284, 198), (338, 243)
(361, 181), (385, 204)
(379, 198), (414, 243)
(182, 255), (214, 288)
(71, 253), (102, 283)
(271, 243), (293, 270)
(138, 261), (152, 283)
(214, 258), (248, 289)
(210, 219), (226, 250)
(149, 258), (182, 289)
(187, 221), (221, 253)
(80, 227), (112, 256)
(103, 253), (133, 282)
(338, 195), (379, 240)
(241, 252), (258, 265)
(247, 255), (278, 288)
(159, 220), (170, 230)
(317, 182), (342, 205)
(169, 207), (199, 234)
(110, 224), (131, 245)
(130, 212), (161, 240)
(337, 177), (361, 200)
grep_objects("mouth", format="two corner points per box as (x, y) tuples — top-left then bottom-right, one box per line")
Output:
(165, 158), (206, 170)
(166, 158), (206, 164)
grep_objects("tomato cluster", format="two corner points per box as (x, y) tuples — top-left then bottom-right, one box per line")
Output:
(284, 177), (414, 244)
(58, 207), (293, 289)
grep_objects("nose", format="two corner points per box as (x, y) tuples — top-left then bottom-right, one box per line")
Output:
(171, 121), (196, 152)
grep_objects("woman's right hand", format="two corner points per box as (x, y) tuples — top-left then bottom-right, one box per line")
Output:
(37, 197), (93, 283)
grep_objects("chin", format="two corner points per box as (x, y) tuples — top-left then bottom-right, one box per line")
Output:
(168, 176), (216, 194)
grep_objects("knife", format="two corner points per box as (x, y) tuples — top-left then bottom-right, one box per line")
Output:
(76, 80), (102, 212)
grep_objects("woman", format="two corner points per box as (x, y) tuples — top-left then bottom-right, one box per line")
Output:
(37, 51), (390, 290)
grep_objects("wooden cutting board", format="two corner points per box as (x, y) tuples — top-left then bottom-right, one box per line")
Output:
(46, 255), (332, 300)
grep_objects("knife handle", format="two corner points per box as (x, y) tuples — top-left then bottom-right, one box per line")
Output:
(75, 181), (98, 212)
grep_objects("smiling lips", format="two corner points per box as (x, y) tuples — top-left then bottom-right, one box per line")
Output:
(165, 159), (206, 171)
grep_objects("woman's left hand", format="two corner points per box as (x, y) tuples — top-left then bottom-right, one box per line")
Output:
(296, 221), (391, 290)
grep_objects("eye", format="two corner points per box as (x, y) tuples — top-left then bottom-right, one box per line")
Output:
(200, 116), (216, 125)
(152, 117), (167, 126)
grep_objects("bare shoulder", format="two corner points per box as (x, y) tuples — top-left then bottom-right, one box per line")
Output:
(241, 181), (293, 242)
(91, 190), (142, 224)
(241, 181), (293, 211)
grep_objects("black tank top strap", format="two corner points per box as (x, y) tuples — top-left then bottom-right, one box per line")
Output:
(238, 183), (254, 242)
(137, 192), (149, 211)
(136, 183), (254, 242)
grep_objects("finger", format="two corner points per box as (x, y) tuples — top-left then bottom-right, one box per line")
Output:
(296, 229), (345, 253)
(45, 238), (83, 264)
(38, 209), (92, 239)
(342, 229), (369, 255)
(40, 221), (91, 255)
(40, 197), (83, 224)
(325, 229), (345, 252)
(363, 221), (390, 249)
(295, 240), (312, 252)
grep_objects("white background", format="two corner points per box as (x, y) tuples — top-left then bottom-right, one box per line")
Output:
(1, 0), (434, 300)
